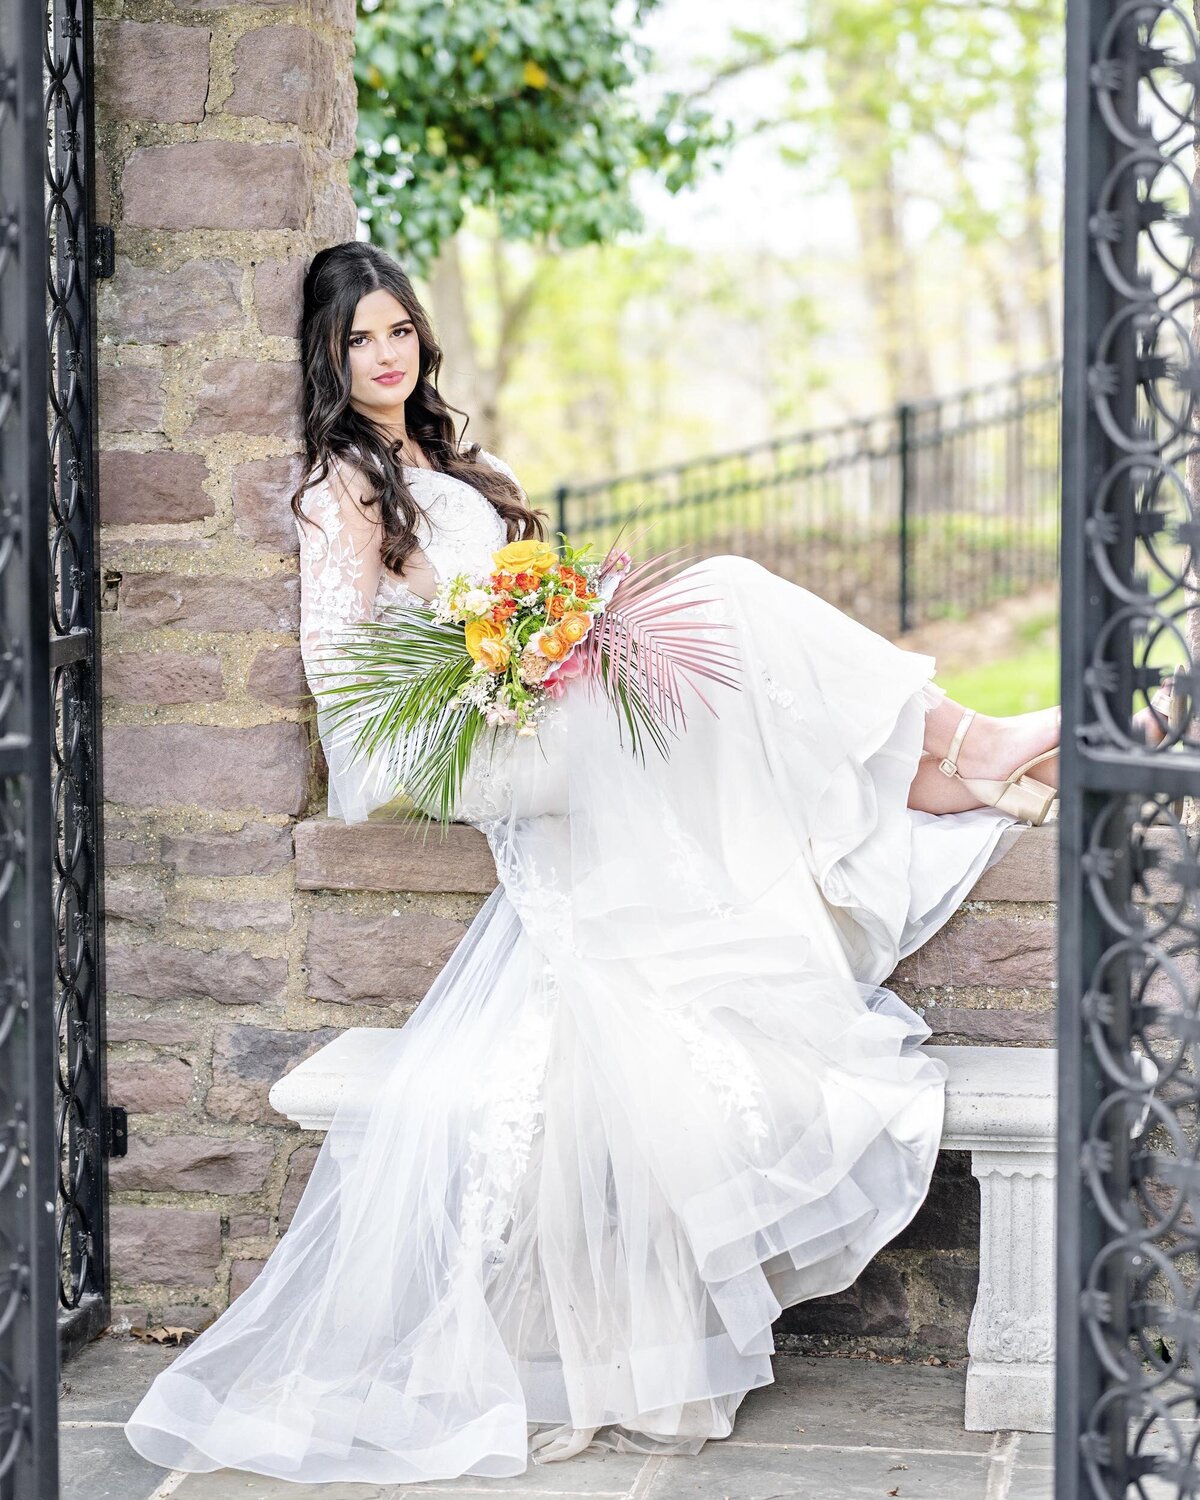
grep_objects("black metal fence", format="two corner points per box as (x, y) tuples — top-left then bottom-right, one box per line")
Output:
(1057, 0), (1200, 1496)
(542, 363), (1062, 637)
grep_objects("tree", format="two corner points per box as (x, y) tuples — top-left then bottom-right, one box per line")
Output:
(686, 0), (1065, 403)
(353, 0), (731, 447)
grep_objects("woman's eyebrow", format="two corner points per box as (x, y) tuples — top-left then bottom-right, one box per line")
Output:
(349, 318), (415, 335)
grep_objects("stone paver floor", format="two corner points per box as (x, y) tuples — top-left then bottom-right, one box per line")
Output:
(61, 1332), (1053, 1499)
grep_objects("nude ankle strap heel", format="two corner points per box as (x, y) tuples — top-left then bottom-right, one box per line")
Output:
(936, 707), (1060, 826)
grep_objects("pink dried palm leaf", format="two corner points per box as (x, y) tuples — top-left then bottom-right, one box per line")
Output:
(576, 549), (742, 757)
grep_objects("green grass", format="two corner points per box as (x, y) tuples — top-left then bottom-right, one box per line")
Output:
(938, 644), (1061, 716)
(936, 614), (1187, 717)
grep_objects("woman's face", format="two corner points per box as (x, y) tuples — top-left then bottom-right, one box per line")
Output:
(345, 287), (420, 422)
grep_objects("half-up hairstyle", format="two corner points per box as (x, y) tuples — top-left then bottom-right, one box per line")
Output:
(291, 240), (547, 572)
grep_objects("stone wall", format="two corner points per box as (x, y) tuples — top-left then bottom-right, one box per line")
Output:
(93, 0), (360, 1324)
(92, 2), (1059, 1354)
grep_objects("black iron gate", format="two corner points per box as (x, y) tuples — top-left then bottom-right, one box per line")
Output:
(45, 0), (114, 1364)
(0, 4), (63, 1495)
(1057, 0), (1200, 1495)
(0, 0), (110, 1493)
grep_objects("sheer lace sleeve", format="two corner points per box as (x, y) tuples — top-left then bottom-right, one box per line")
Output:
(295, 458), (399, 824)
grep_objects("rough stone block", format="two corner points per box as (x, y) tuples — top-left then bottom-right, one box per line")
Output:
(103, 817), (158, 867)
(95, 21), (210, 123)
(970, 826), (1055, 902)
(119, 571), (298, 633)
(159, 823), (294, 876)
(303, 908), (467, 1006)
(246, 645), (308, 708)
(891, 913), (1055, 990)
(181, 896), (293, 934)
(227, 27), (334, 132)
(107, 938), (287, 1007)
(104, 880), (167, 927)
(918, 1004), (1055, 1047)
(891, 1151), (979, 1252)
(233, 455), (302, 551)
(112, 1133), (274, 1193)
(279, 1143), (319, 1230)
(100, 450), (212, 526)
(207, 1024), (341, 1124)
(103, 649), (225, 705)
(229, 1259), (267, 1301)
(252, 259), (306, 339)
(107, 1057), (195, 1115)
(105, 256), (242, 344)
(123, 142), (311, 231)
(294, 817), (497, 894)
(228, 1213), (269, 1238)
(109, 1205), (221, 1289)
(186, 358), (302, 440)
(99, 365), (166, 433)
(106, 1015), (199, 1046)
(104, 723), (308, 815)
(776, 1255), (910, 1342)
(330, 67), (358, 159)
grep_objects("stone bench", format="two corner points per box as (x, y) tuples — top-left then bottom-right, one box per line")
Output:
(269, 1035), (1056, 1435)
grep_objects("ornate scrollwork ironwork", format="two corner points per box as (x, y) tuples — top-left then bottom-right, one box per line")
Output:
(1061, 0), (1200, 1495)
(43, 0), (110, 1361)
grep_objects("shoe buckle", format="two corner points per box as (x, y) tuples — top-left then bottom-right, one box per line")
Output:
(938, 756), (958, 777)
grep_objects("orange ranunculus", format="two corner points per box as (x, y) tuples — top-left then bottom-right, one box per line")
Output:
(491, 599), (518, 624)
(465, 616), (505, 663)
(571, 578), (590, 598)
(557, 611), (592, 644)
(476, 636), (511, 673)
(513, 571), (536, 591)
(538, 628), (569, 661)
(491, 570), (516, 592)
(547, 594), (570, 619)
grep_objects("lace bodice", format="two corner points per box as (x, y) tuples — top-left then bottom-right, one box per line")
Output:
(296, 450), (515, 645)
(295, 448), (521, 821)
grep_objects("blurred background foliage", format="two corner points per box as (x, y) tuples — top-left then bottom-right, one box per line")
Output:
(350, 0), (1069, 705)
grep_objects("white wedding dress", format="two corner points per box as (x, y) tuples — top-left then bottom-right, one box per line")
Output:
(125, 450), (1017, 1484)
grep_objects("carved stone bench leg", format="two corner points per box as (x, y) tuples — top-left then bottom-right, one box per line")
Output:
(964, 1146), (1056, 1433)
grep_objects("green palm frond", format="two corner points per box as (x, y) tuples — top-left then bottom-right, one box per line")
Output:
(307, 606), (485, 828)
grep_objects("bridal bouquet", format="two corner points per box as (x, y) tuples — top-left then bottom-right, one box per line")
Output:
(308, 534), (741, 825)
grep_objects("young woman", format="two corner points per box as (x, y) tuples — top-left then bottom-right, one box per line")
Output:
(127, 240), (1094, 1485)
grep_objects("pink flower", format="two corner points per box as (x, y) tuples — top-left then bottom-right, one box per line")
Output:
(542, 647), (587, 700)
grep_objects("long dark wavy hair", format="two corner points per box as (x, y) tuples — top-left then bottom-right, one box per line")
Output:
(291, 241), (547, 572)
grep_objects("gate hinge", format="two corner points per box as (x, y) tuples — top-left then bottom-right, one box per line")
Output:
(105, 1105), (128, 1158)
(92, 225), (115, 280)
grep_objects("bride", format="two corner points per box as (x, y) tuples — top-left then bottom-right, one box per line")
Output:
(125, 240), (1067, 1484)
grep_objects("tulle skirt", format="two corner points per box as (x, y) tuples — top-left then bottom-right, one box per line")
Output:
(124, 555), (1015, 1484)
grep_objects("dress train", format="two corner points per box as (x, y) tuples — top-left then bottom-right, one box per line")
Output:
(124, 553), (1015, 1483)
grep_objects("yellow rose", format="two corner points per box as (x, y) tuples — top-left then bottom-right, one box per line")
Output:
(476, 636), (511, 673)
(493, 539), (557, 574)
(557, 611), (592, 645)
(464, 616), (504, 663)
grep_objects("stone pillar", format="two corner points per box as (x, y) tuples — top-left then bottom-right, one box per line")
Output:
(94, 0), (359, 1322)
(963, 1148), (1056, 1433)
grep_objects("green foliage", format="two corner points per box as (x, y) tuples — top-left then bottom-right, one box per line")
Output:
(353, 0), (733, 272)
(309, 607), (486, 828)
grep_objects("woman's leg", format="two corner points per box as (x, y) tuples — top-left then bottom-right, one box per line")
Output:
(907, 698), (1061, 814)
(908, 689), (1169, 814)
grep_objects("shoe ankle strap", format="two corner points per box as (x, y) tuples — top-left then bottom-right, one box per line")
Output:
(938, 707), (976, 777)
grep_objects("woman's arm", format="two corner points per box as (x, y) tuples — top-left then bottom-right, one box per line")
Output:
(296, 458), (399, 823)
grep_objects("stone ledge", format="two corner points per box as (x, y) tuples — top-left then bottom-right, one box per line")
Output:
(294, 816), (498, 894)
(294, 816), (1056, 902)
